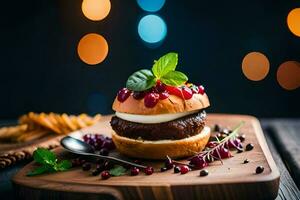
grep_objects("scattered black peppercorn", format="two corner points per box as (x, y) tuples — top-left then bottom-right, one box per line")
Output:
(161, 167), (168, 172)
(238, 134), (246, 142)
(256, 166), (264, 174)
(174, 166), (181, 173)
(92, 169), (100, 176)
(200, 169), (209, 177)
(246, 143), (254, 151)
(243, 159), (250, 164)
(82, 163), (91, 171)
(237, 148), (243, 153)
(214, 124), (221, 132)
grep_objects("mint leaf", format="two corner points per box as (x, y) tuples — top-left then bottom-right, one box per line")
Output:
(27, 165), (52, 176)
(152, 52), (178, 78)
(161, 71), (188, 86)
(55, 160), (72, 171)
(33, 148), (56, 165)
(109, 165), (127, 176)
(126, 69), (156, 91)
(27, 148), (72, 176)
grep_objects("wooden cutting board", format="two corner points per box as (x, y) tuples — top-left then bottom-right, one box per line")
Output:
(12, 114), (280, 200)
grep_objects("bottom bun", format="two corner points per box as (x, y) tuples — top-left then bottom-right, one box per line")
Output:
(111, 126), (211, 159)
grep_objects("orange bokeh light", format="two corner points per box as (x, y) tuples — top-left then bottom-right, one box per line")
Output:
(287, 8), (300, 37)
(82, 0), (111, 21)
(242, 52), (270, 81)
(77, 33), (109, 65)
(277, 61), (300, 90)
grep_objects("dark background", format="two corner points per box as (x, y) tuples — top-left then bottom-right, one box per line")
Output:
(0, 0), (299, 118)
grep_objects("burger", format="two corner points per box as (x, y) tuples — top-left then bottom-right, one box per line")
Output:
(110, 52), (210, 159)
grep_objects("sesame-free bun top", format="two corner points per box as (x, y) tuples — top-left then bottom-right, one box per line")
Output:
(112, 93), (210, 115)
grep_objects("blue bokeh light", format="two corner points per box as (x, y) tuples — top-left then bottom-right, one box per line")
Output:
(138, 15), (167, 44)
(136, 0), (166, 12)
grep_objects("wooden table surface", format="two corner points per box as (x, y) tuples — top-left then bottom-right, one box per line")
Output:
(0, 118), (300, 200)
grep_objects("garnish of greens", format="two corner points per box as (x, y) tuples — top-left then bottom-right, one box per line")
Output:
(201, 121), (245, 164)
(172, 122), (245, 168)
(109, 165), (127, 176)
(27, 148), (72, 176)
(126, 52), (188, 91)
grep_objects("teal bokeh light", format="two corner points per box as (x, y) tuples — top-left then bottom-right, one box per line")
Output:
(136, 0), (165, 12)
(138, 15), (167, 44)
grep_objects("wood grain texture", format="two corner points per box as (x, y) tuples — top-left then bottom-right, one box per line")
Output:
(263, 129), (300, 200)
(263, 119), (300, 188)
(12, 114), (280, 200)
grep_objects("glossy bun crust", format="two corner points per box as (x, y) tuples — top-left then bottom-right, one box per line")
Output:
(112, 93), (210, 115)
(111, 126), (211, 159)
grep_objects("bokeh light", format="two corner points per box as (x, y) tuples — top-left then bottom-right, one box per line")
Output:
(77, 33), (108, 65)
(277, 61), (300, 90)
(82, 0), (111, 21)
(138, 15), (167, 44)
(287, 8), (300, 37)
(242, 52), (270, 81)
(137, 0), (165, 12)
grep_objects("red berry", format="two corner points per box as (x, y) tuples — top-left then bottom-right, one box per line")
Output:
(189, 156), (208, 169)
(131, 167), (140, 176)
(117, 88), (131, 102)
(180, 165), (190, 174)
(144, 93), (160, 108)
(144, 166), (154, 175)
(166, 86), (183, 98)
(182, 87), (193, 100)
(132, 91), (146, 100)
(164, 157), (174, 169)
(101, 171), (110, 179)
(213, 147), (232, 159)
(227, 138), (241, 149)
(155, 81), (166, 93)
(159, 92), (169, 100)
(206, 141), (218, 148)
(198, 85), (205, 95)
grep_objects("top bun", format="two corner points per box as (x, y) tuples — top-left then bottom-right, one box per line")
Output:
(112, 93), (210, 115)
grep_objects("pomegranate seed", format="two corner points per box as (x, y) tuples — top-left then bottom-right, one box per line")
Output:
(144, 166), (154, 175)
(133, 91), (146, 100)
(117, 88), (131, 102)
(227, 138), (241, 149)
(131, 167), (140, 176)
(155, 81), (166, 93)
(189, 156), (208, 169)
(206, 141), (218, 148)
(166, 86), (183, 98)
(219, 147), (232, 158)
(198, 85), (205, 95)
(180, 165), (190, 174)
(144, 93), (160, 108)
(164, 157), (174, 169)
(159, 92), (169, 100)
(101, 170), (110, 179)
(182, 87), (193, 100)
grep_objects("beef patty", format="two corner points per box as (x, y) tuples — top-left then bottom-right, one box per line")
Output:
(110, 110), (206, 141)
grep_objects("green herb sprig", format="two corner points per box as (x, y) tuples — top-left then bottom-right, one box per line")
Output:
(109, 165), (127, 176)
(126, 52), (188, 91)
(27, 148), (72, 176)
